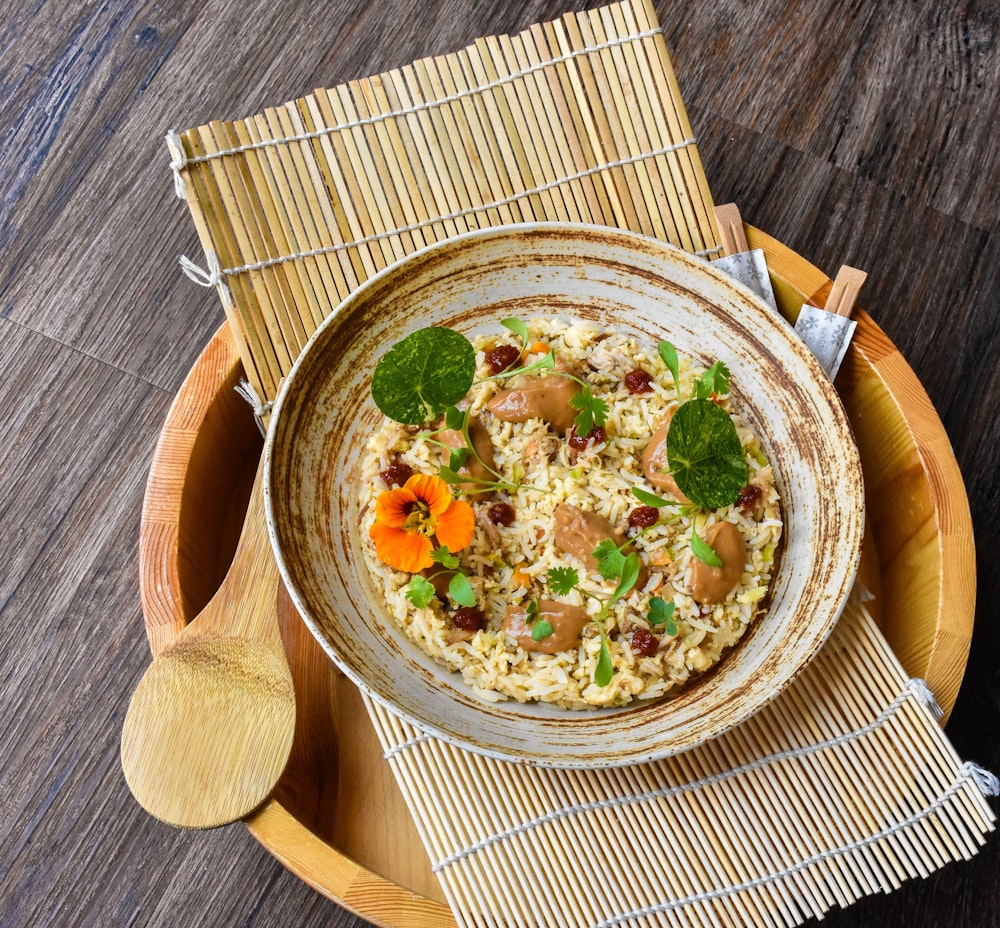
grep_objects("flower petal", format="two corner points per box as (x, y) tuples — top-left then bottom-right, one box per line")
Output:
(375, 485), (416, 528)
(434, 499), (476, 552)
(370, 522), (433, 572)
(404, 472), (452, 517)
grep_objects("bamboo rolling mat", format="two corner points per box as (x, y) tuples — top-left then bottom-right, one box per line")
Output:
(169, 0), (715, 414)
(165, 1), (996, 924)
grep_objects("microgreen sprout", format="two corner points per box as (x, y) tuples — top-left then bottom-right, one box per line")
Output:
(647, 597), (678, 636)
(631, 486), (679, 509)
(521, 598), (555, 642)
(690, 525), (722, 567)
(658, 340), (680, 395)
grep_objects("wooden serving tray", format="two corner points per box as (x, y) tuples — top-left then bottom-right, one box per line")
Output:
(138, 228), (975, 927)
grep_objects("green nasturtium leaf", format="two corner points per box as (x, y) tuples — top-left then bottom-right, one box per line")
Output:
(371, 327), (476, 424)
(666, 399), (747, 509)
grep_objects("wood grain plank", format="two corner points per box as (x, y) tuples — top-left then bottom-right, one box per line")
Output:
(1, 1), (997, 926)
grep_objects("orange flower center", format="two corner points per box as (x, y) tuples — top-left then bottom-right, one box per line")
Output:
(402, 500), (436, 536)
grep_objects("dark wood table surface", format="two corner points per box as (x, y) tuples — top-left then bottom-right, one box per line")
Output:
(2, 1), (997, 925)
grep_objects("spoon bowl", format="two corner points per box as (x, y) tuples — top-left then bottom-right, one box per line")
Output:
(121, 459), (295, 829)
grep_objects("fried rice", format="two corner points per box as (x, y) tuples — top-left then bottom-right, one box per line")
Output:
(360, 318), (782, 709)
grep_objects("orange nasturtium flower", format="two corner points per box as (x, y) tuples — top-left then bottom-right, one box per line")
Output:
(369, 473), (475, 573)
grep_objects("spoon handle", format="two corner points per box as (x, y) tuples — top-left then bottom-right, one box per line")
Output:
(182, 455), (281, 644)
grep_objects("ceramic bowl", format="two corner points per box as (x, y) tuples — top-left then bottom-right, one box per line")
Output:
(264, 223), (864, 767)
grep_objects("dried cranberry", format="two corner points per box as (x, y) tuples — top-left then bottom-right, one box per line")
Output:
(631, 628), (659, 656)
(379, 458), (413, 488)
(628, 506), (659, 529)
(485, 344), (521, 375)
(488, 502), (516, 526)
(736, 484), (763, 514)
(567, 424), (606, 450)
(452, 606), (484, 631)
(623, 369), (654, 394)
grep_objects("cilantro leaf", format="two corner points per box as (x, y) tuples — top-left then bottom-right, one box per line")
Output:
(631, 486), (677, 508)
(610, 552), (640, 604)
(531, 620), (554, 642)
(372, 327), (476, 424)
(594, 629), (614, 687)
(666, 398), (747, 509)
(658, 341), (680, 395)
(431, 546), (460, 569)
(405, 576), (435, 608)
(695, 360), (731, 399)
(547, 565), (580, 596)
(691, 525), (723, 567)
(569, 383), (609, 437)
(592, 539), (626, 581)
(448, 573), (477, 607)
(648, 597), (677, 635)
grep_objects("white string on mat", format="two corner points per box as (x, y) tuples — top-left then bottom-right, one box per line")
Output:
(171, 136), (716, 290)
(234, 379), (273, 436)
(164, 26), (665, 188)
(587, 762), (996, 928)
(411, 678), (959, 873)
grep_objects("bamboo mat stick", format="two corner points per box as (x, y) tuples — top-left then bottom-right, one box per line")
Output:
(294, 95), (369, 297)
(520, 26), (596, 225)
(240, 113), (326, 336)
(562, 13), (644, 235)
(343, 79), (421, 259)
(283, 96), (370, 328)
(205, 118), (301, 373)
(438, 53), (513, 229)
(242, 110), (316, 345)
(497, 34), (572, 224)
(467, 39), (542, 224)
(182, 130), (281, 398)
(354, 78), (433, 250)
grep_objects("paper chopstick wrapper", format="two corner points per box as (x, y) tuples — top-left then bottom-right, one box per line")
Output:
(795, 265), (867, 379)
(711, 203), (778, 311)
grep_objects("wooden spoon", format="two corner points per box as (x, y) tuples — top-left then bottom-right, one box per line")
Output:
(121, 456), (295, 828)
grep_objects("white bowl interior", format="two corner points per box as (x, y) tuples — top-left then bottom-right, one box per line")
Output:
(265, 223), (864, 767)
